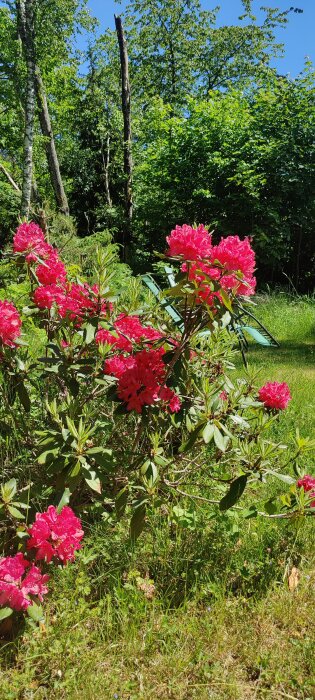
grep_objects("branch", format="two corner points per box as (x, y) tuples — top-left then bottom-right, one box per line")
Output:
(0, 163), (21, 193)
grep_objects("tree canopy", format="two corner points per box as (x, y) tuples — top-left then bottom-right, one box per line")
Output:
(0, 0), (314, 289)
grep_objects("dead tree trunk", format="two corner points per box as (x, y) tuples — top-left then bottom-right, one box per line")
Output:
(114, 15), (133, 255)
(101, 133), (112, 208)
(17, 0), (36, 219)
(35, 68), (69, 215)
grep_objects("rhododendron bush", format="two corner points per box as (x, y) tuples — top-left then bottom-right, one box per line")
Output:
(1, 221), (314, 624)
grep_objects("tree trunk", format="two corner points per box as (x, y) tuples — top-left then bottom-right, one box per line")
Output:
(17, 0), (36, 219)
(35, 67), (69, 215)
(101, 133), (112, 208)
(114, 15), (133, 255)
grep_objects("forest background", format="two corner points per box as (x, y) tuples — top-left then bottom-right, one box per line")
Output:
(0, 0), (314, 290)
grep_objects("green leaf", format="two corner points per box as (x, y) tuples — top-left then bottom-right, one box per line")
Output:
(130, 503), (146, 541)
(202, 422), (214, 444)
(0, 607), (13, 621)
(17, 381), (31, 412)
(7, 505), (25, 520)
(264, 499), (278, 515)
(87, 448), (114, 471)
(213, 425), (228, 452)
(141, 461), (159, 489)
(57, 488), (71, 512)
(38, 449), (59, 466)
(219, 475), (248, 511)
(265, 470), (295, 485)
(85, 476), (102, 494)
(84, 323), (96, 345)
(66, 417), (79, 438)
(27, 603), (45, 623)
(1, 478), (17, 503)
(178, 422), (206, 454)
(219, 289), (233, 313)
(115, 486), (129, 519)
(242, 505), (258, 519)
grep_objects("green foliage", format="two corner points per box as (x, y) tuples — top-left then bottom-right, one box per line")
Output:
(134, 72), (315, 287)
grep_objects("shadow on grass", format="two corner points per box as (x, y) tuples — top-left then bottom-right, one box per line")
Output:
(246, 341), (315, 367)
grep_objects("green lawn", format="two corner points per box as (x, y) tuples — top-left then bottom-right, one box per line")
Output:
(1, 295), (315, 700)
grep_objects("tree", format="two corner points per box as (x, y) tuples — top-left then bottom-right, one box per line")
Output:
(35, 67), (69, 216)
(17, 0), (36, 218)
(115, 14), (133, 253)
(133, 69), (315, 289)
(123, 0), (300, 105)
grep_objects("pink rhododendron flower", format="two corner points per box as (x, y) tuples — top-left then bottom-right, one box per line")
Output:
(13, 222), (53, 263)
(297, 475), (315, 507)
(96, 314), (162, 352)
(258, 382), (291, 410)
(27, 506), (84, 563)
(166, 224), (212, 261)
(36, 251), (67, 285)
(105, 348), (181, 414)
(211, 235), (256, 296)
(104, 355), (134, 377)
(33, 282), (109, 325)
(0, 553), (49, 611)
(0, 300), (22, 348)
(33, 284), (67, 310)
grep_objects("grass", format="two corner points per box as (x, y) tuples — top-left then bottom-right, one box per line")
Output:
(1, 293), (315, 700)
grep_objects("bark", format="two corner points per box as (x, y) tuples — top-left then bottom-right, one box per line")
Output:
(115, 15), (133, 253)
(0, 163), (21, 193)
(35, 67), (69, 215)
(101, 133), (112, 208)
(17, 0), (36, 219)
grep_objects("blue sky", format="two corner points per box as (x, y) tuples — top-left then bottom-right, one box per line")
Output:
(83, 0), (314, 77)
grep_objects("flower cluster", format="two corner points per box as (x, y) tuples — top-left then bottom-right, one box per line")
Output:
(258, 381), (291, 410)
(0, 300), (22, 348)
(297, 475), (315, 507)
(0, 553), (49, 611)
(33, 282), (108, 324)
(166, 224), (256, 303)
(13, 222), (52, 263)
(166, 224), (213, 261)
(13, 222), (110, 325)
(105, 348), (181, 414)
(27, 506), (84, 563)
(96, 313), (162, 352)
(0, 506), (83, 616)
(36, 251), (67, 286)
(211, 235), (256, 296)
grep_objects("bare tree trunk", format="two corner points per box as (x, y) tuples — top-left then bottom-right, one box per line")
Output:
(35, 67), (69, 216)
(114, 15), (133, 255)
(101, 133), (112, 208)
(17, 0), (36, 219)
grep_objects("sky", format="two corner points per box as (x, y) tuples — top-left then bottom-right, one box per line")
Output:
(82, 0), (314, 77)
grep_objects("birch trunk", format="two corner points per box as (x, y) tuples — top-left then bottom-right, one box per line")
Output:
(18, 0), (36, 219)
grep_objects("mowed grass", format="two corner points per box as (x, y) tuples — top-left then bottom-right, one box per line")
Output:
(246, 294), (315, 440)
(1, 295), (315, 700)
